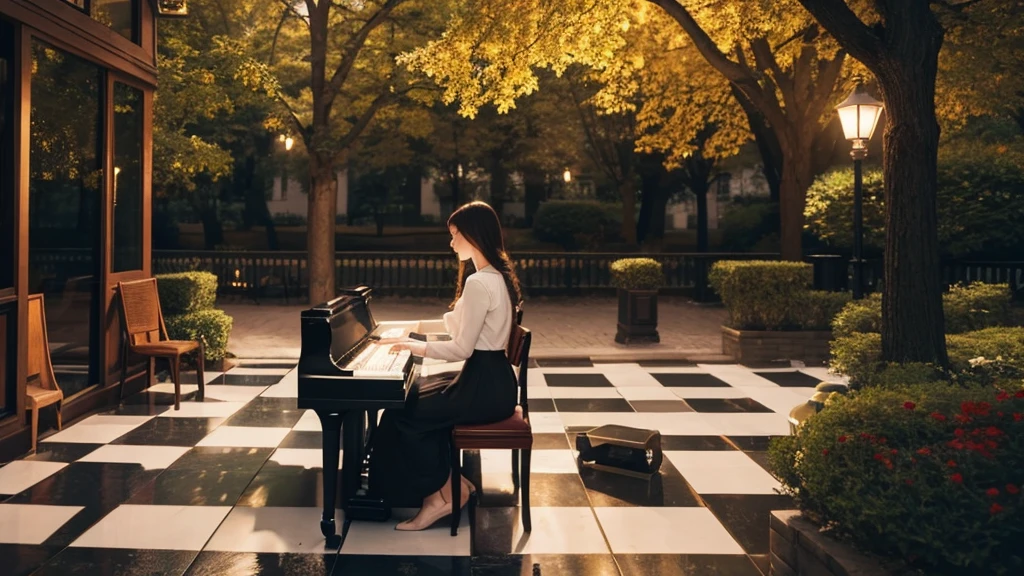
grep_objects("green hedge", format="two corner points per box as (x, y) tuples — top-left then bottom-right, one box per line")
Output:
(532, 200), (621, 250)
(769, 383), (1024, 573)
(156, 272), (218, 315)
(610, 258), (663, 290)
(164, 309), (233, 361)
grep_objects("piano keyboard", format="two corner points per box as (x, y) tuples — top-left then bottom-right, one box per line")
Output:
(346, 343), (411, 377)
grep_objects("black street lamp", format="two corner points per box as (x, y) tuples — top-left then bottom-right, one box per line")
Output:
(836, 86), (883, 299)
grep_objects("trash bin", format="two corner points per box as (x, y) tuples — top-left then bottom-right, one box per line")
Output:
(808, 254), (847, 292)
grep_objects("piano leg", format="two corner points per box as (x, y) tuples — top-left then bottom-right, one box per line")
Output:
(341, 410), (365, 508)
(315, 410), (343, 549)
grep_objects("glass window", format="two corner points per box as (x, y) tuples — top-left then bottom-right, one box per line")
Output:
(112, 82), (143, 272)
(29, 41), (103, 398)
(92, 0), (137, 43)
(0, 21), (14, 291)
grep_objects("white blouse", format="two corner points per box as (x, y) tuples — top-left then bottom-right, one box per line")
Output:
(424, 266), (513, 361)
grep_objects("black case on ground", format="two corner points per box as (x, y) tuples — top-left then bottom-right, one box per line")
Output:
(575, 424), (663, 478)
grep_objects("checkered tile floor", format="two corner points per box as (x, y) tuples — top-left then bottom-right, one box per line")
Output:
(0, 360), (842, 576)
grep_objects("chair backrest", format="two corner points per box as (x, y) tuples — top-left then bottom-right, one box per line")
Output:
(117, 278), (167, 346)
(507, 324), (532, 417)
(26, 294), (60, 392)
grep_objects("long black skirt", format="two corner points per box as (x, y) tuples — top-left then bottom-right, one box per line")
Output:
(367, 349), (518, 507)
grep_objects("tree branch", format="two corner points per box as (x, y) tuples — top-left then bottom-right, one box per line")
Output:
(336, 92), (391, 154)
(326, 0), (405, 104)
(795, 0), (885, 67)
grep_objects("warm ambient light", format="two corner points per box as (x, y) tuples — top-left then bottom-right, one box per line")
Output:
(563, 169), (571, 183)
(284, 137), (294, 151)
(836, 86), (883, 144)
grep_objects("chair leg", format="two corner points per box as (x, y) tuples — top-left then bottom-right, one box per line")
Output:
(512, 449), (520, 489)
(521, 449), (532, 532)
(450, 439), (461, 536)
(196, 341), (206, 402)
(30, 405), (39, 453)
(56, 402), (63, 430)
(119, 340), (128, 403)
(171, 357), (181, 410)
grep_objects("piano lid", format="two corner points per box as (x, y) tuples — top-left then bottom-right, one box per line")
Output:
(301, 287), (377, 366)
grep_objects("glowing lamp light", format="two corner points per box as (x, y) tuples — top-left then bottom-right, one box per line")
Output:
(563, 169), (571, 183)
(836, 86), (883, 144)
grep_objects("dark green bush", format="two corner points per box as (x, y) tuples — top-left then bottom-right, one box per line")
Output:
(769, 383), (1024, 574)
(156, 272), (218, 315)
(164, 309), (233, 361)
(718, 198), (779, 252)
(708, 260), (812, 330)
(793, 290), (852, 331)
(610, 258), (663, 290)
(831, 293), (882, 338)
(532, 200), (621, 250)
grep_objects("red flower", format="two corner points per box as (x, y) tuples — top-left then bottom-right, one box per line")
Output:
(991, 503), (1004, 514)
(955, 414), (972, 424)
(951, 473), (964, 484)
(859, 432), (874, 440)
(1016, 390), (1024, 398)
(884, 461), (894, 470)
(985, 426), (1002, 437)
(954, 428), (965, 438)
(838, 435), (848, 443)
(890, 449), (898, 455)
(822, 449), (829, 456)
(874, 453), (885, 461)
(961, 401), (974, 413)
(931, 412), (947, 422)
(978, 402), (992, 413)
(998, 412), (1005, 418)
(905, 479), (914, 486)
(916, 447), (932, 456)
(948, 440), (965, 450)
(878, 437), (888, 445)
(997, 391), (1010, 402)
(987, 487), (1000, 497)
(1006, 484), (1019, 494)
(903, 401), (916, 410)
(948, 460), (958, 468)
(1014, 413), (1023, 422)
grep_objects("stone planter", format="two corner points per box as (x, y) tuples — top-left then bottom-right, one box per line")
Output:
(770, 510), (902, 576)
(721, 326), (832, 364)
(615, 288), (659, 344)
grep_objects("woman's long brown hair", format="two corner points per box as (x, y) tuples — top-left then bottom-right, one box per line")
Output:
(447, 201), (523, 317)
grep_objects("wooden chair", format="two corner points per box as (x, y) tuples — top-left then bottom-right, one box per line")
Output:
(450, 324), (533, 536)
(116, 278), (205, 410)
(26, 294), (64, 452)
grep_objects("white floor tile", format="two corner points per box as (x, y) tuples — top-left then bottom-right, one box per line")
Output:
(0, 461), (67, 495)
(478, 449), (578, 475)
(595, 507), (744, 554)
(546, 387), (622, 399)
(196, 426), (291, 448)
(643, 366), (711, 374)
(697, 364), (778, 388)
(666, 451), (782, 494)
(268, 448), (341, 470)
(558, 412), (719, 436)
(260, 376), (297, 398)
(616, 386), (680, 401)
(291, 410), (322, 432)
(670, 387), (749, 400)
(738, 387), (813, 414)
(76, 445), (189, 470)
(506, 507), (609, 554)
(41, 415), (153, 444)
(696, 413), (792, 436)
(70, 504), (231, 550)
(525, 386), (551, 399)
(525, 412), (564, 434)
(146, 383), (200, 396)
(204, 385), (267, 403)
(599, 364), (664, 387)
(157, 401), (246, 419)
(205, 506), (342, 553)
(0, 504), (84, 544)
(799, 367), (846, 383)
(341, 507), (471, 556)
(533, 366), (604, 374)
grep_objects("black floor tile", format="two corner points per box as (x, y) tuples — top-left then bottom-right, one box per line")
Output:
(750, 553), (769, 575)
(103, 403), (174, 417)
(235, 466), (344, 508)
(684, 398), (774, 414)
(127, 469), (257, 506)
(469, 554), (620, 575)
(278, 430), (323, 450)
(471, 507), (527, 556)
(474, 472), (590, 508)
(652, 373), (731, 387)
(121, 390), (200, 408)
(660, 436), (737, 451)
(628, 400), (693, 412)
(110, 417), (225, 446)
(615, 553), (763, 576)
(25, 443), (103, 463)
(754, 371), (822, 388)
(0, 544), (64, 576)
(240, 397), (299, 411)
(701, 494), (796, 554)
(727, 436), (779, 451)
(553, 398), (634, 413)
(524, 398), (556, 412)
(186, 551), (336, 576)
(333, 555), (470, 575)
(235, 362), (297, 370)
(222, 406), (304, 428)
(531, 433), (570, 450)
(744, 451), (776, 477)
(5, 462), (160, 508)
(580, 459), (701, 507)
(535, 358), (593, 367)
(542, 373), (613, 387)
(34, 547), (197, 576)
(218, 374), (285, 386)
(164, 447), (274, 474)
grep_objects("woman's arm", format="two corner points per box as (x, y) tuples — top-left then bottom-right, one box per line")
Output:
(423, 278), (490, 361)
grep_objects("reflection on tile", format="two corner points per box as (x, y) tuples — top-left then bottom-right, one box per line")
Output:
(222, 406), (304, 429)
(479, 473), (590, 508)
(110, 417), (225, 447)
(185, 551), (336, 576)
(660, 436), (736, 451)
(25, 443), (103, 464)
(235, 362), (296, 370)
(0, 543), (65, 576)
(220, 374), (285, 387)
(204, 507), (342, 553)
(595, 508), (744, 554)
(754, 370), (822, 387)
(165, 447), (273, 474)
(204, 385), (268, 403)
(335, 555), (470, 576)
(70, 504), (231, 550)
(76, 445), (189, 470)
(5, 463), (159, 509)
(0, 504), (84, 545)
(542, 374), (613, 387)
(665, 452), (781, 495)
(234, 467), (344, 509)
(701, 494), (795, 554)
(652, 373), (731, 388)
(628, 400), (693, 413)
(127, 469), (256, 506)
(342, 507), (470, 556)
(473, 507), (608, 555)
(615, 553), (762, 576)
(553, 398), (634, 413)
(277, 431), (323, 450)
(683, 398), (774, 414)
(34, 547), (197, 576)
(0, 461), (68, 496)
(196, 426), (291, 449)
(580, 459), (701, 508)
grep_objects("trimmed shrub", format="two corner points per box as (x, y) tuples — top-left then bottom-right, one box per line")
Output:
(164, 309), (233, 361)
(793, 290), (853, 331)
(156, 272), (218, 315)
(769, 383), (1024, 573)
(610, 258), (663, 290)
(708, 260), (812, 330)
(831, 293), (882, 339)
(532, 200), (621, 250)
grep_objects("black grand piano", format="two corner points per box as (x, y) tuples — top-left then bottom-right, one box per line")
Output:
(297, 286), (429, 548)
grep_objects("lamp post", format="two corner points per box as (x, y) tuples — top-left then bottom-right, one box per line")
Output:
(836, 86), (883, 299)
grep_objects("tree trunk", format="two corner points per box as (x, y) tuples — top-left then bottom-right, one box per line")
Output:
(731, 86), (782, 203)
(777, 149), (810, 261)
(877, 34), (947, 366)
(307, 156), (336, 304)
(619, 182), (638, 246)
(694, 182), (710, 253)
(489, 159), (509, 217)
(524, 169), (545, 227)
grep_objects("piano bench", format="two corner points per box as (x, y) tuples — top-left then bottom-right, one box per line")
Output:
(449, 405), (533, 536)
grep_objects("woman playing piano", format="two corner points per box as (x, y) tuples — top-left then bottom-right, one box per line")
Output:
(368, 200), (521, 531)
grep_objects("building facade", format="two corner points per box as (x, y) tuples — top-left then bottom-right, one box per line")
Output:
(0, 0), (167, 460)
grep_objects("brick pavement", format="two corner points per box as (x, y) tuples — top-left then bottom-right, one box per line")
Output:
(219, 295), (729, 361)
